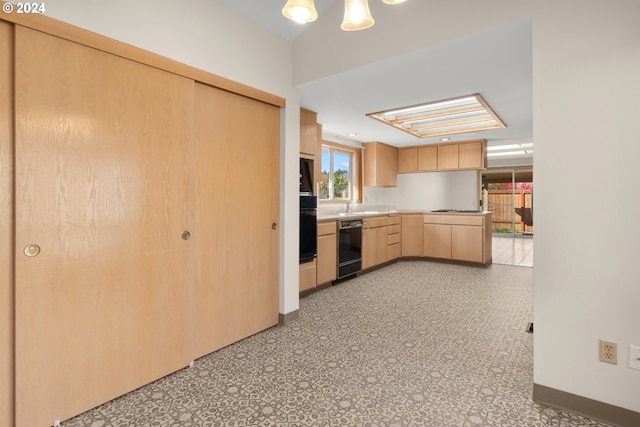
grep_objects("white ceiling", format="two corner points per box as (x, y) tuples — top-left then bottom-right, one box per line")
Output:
(218, 1), (533, 161)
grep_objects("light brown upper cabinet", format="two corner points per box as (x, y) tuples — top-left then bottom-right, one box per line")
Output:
(300, 108), (318, 157)
(398, 147), (418, 173)
(418, 146), (438, 171)
(363, 141), (398, 187)
(458, 140), (485, 169)
(437, 144), (459, 170)
(398, 140), (486, 174)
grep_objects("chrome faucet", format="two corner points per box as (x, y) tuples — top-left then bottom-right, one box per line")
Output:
(346, 201), (354, 213)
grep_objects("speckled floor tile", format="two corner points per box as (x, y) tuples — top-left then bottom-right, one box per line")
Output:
(63, 261), (611, 427)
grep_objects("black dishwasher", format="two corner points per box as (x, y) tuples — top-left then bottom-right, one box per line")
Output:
(337, 219), (363, 279)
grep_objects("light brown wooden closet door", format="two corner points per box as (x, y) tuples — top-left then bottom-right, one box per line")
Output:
(14, 27), (195, 427)
(193, 83), (279, 358)
(0, 20), (14, 427)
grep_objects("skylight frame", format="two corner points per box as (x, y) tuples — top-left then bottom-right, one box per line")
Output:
(366, 93), (506, 139)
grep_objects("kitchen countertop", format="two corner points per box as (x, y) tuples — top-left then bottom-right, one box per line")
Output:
(318, 210), (492, 221)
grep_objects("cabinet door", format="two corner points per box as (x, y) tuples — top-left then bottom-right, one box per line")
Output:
(364, 142), (398, 187)
(398, 147), (417, 173)
(300, 108), (318, 156)
(401, 215), (423, 257)
(418, 146), (438, 171)
(451, 225), (483, 263)
(299, 260), (317, 292)
(362, 227), (376, 270)
(317, 234), (337, 284)
(437, 144), (459, 170)
(458, 141), (483, 169)
(379, 143), (398, 187)
(193, 82), (279, 359)
(423, 224), (452, 259)
(14, 27), (195, 427)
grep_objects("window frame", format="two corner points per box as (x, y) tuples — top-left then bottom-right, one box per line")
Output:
(318, 142), (362, 204)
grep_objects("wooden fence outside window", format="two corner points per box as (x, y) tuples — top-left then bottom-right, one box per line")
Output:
(488, 190), (534, 233)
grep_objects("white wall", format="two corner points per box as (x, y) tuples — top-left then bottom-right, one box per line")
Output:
(295, 0), (640, 414)
(364, 171), (479, 211)
(531, 1), (640, 411)
(40, 0), (302, 316)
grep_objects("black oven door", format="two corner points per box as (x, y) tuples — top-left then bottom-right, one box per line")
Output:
(300, 210), (317, 263)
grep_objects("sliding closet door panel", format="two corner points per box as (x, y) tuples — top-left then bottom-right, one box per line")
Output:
(14, 26), (194, 427)
(0, 21), (14, 427)
(193, 83), (279, 358)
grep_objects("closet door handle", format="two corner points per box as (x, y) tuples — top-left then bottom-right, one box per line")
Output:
(24, 244), (41, 257)
(272, 223), (277, 230)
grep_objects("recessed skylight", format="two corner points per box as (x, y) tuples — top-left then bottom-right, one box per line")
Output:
(366, 93), (506, 139)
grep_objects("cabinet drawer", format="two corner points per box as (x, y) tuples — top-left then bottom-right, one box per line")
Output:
(388, 215), (400, 225)
(365, 216), (388, 228)
(317, 221), (337, 236)
(388, 224), (401, 235)
(388, 233), (400, 245)
(388, 243), (401, 260)
(423, 214), (484, 226)
(299, 260), (317, 292)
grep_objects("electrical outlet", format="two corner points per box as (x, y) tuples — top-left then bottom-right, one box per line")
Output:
(629, 345), (640, 371)
(599, 340), (617, 365)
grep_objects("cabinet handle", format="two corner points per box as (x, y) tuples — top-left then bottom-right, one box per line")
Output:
(182, 231), (191, 240)
(24, 244), (41, 257)
(272, 223), (277, 230)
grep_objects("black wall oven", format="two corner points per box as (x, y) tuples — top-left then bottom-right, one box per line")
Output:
(299, 194), (317, 264)
(337, 219), (363, 279)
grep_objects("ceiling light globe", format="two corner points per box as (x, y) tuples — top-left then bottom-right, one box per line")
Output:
(282, 0), (318, 24)
(341, 0), (375, 31)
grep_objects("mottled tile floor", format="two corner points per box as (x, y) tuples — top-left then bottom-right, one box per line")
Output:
(64, 261), (611, 427)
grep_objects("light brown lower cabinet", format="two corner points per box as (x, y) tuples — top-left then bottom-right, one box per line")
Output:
(423, 224), (453, 259)
(451, 225), (484, 263)
(423, 213), (492, 264)
(401, 214), (423, 257)
(299, 260), (317, 292)
(316, 221), (337, 286)
(362, 215), (401, 270)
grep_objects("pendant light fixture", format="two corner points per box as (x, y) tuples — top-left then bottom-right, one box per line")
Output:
(282, 0), (318, 24)
(341, 0), (375, 31)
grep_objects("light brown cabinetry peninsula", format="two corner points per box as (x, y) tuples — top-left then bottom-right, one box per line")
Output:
(363, 141), (398, 187)
(398, 140), (486, 173)
(423, 213), (492, 264)
(317, 221), (338, 286)
(2, 16), (282, 427)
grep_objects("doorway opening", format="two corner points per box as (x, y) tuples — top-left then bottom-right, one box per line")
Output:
(482, 169), (533, 266)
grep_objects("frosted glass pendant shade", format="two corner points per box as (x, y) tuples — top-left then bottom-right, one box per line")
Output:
(282, 0), (318, 24)
(341, 0), (375, 31)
